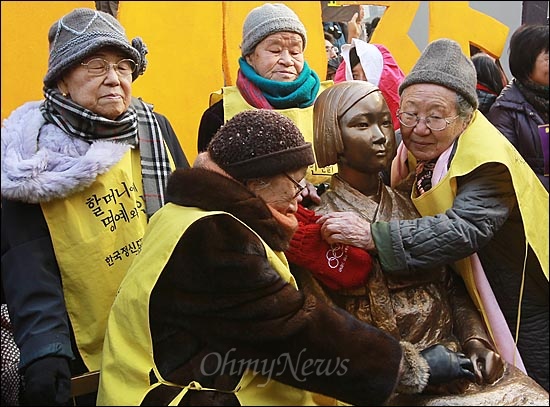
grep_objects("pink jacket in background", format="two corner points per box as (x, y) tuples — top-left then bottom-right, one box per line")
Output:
(334, 39), (405, 130)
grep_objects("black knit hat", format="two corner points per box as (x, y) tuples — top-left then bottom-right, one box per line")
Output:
(208, 110), (314, 180)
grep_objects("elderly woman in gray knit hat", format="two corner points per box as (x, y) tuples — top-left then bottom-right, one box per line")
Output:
(316, 38), (549, 393)
(197, 3), (332, 194)
(1, 7), (189, 405)
(97, 109), (479, 406)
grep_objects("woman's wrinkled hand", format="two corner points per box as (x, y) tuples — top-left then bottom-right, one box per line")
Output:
(316, 212), (375, 250)
(462, 338), (505, 384)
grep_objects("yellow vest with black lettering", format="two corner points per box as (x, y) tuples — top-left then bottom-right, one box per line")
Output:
(41, 144), (177, 371)
(97, 203), (335, 406)
(40, 148), (148, 371)
(210, 82), (334, 185)
(408, 111), (549, 340)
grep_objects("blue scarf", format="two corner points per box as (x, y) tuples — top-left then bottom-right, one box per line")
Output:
(238, 57), (321, 109)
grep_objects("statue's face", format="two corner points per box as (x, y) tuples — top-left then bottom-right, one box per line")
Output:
(338, 91), (396, 173)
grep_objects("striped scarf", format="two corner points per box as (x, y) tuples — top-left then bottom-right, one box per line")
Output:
(40, 89), (171, 216)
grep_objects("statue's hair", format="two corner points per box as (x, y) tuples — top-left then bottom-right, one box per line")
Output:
(313, 81), (382, 167)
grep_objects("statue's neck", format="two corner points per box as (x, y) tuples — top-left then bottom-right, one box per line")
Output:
(337, 166), (382, 200)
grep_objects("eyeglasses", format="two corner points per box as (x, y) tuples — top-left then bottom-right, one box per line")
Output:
(283, 173), (307, 200)
(397, 111), (460, 131)
(80, 58), (137, 77)
(325, 46), (339, 54)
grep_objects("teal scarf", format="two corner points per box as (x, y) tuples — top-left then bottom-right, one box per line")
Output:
(238, 57), (321, 109)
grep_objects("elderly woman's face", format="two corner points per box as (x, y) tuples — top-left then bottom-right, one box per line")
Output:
(245, 32), (304, 82)
(338, 91), (395, 173)
(248, 167), (307, 216)
(399, 84), (468, 162)
(58, 47), (133, 120)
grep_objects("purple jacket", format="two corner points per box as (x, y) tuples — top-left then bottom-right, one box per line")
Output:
(487, 79), (548, 191)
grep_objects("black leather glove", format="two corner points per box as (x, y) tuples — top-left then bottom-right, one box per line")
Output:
(21, 356), (72, 406)
(420, 344), (475, 386)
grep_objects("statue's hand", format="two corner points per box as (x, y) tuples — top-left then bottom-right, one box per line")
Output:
(462, 338), (505, 384)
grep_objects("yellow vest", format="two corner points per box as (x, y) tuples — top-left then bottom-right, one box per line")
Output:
(408, 111), (549, 340)
(210, 82), (334, 185)
(40, 148), (148, 371)
(97, 203), (333, 406)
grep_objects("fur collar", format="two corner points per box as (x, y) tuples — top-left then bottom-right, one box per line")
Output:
(1, 101), (131, 203)
(166, 167), (291, 251)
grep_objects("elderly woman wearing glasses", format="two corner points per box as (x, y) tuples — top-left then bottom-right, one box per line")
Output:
(1, 7), (189, 405)
(98, 109), (474, 406)
(316, 38), (549, 393)
(287, 80), (550, 404)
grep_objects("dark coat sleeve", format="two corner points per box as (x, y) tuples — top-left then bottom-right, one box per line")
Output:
(150, 213), (403, 406)
(373, 162), (516, 273)
(0, 199), (74, 370)
(197, 100), (224, 153)
(153, 112), (190, 169)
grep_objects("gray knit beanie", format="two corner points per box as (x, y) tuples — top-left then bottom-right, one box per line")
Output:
(208, 110), (314, 180)
(398, 38), (478, 109)
(240, 3), (307, 57)
(44, 8), (147, 88)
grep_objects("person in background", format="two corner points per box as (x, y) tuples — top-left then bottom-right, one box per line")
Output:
(338, 11), (399, 125)
(471, 53), (506, 115)
(333, 38), (405, 131)
(324, 31), (341, 81)
(1, 8), (189, 405)
(324, 32), (338, 61)
(316, 38), (549, 392)
(365, 17), (380, 42)
(345, 7), (368, 43)
(97, 109), (476, 406)
(488, 24), (549, 191)
(197, 3), (331, 192)
(323, 21), (347, 53)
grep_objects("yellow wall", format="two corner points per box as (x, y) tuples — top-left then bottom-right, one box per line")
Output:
(1, 1), (509, 163)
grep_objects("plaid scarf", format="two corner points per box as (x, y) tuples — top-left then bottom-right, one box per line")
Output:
(40, 89), (171, 217)
(237, 57), (320, 109)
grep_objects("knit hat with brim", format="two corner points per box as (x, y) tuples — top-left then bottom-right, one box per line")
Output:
(240, 3), (307, 56)
(44, 8), (147, 88)
(398, 38), (478, 109)
(208, 109), (314, 181)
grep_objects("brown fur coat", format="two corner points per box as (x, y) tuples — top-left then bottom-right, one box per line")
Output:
(142, 168), (404, 406)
